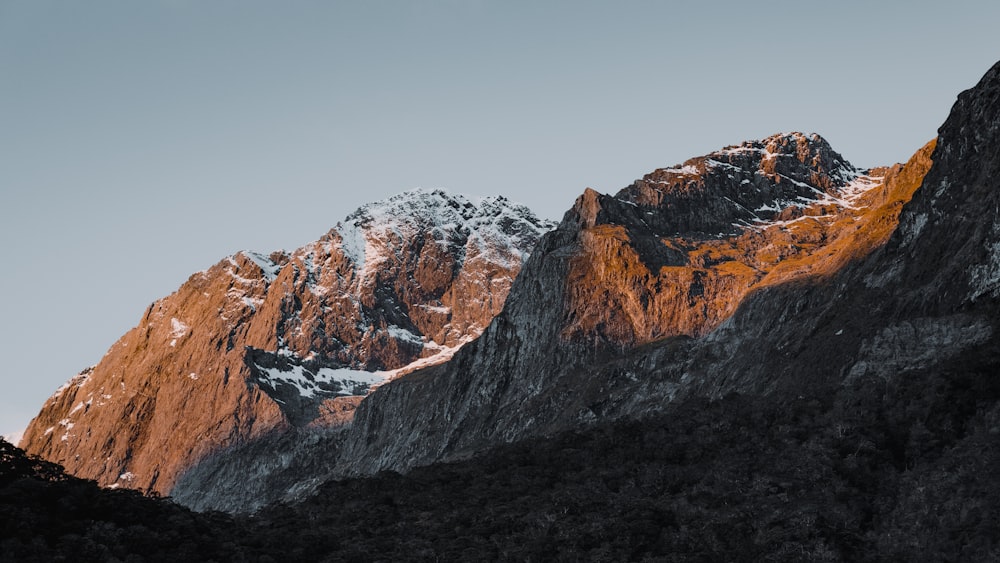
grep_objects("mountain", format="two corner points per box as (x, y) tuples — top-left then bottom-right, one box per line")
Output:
(169, 131), (938, 511)
(329, 133), (937, 477)
(9, 58), (1000, 562)
(333, 60), (999, 481)
(18, 189), (556, 495)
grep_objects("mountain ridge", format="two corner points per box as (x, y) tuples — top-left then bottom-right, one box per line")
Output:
(328, 131), (934, 481)
(20, 189), (555, 494)
(172, 131), (939, 511)
(20, 62), (1000, 512)
(7, 57), (1000, 562)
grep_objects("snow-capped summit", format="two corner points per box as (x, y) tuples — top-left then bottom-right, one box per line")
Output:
(19, 189), (555, 495)
(609, 131), (881, 237)
(333, 189), (553, 283)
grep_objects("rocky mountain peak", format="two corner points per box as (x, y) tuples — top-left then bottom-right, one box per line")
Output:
(566, 133), (867, 242)
(20, 189), (554, 494)
(317, 131), (935, 493)
(546, 132), (897, 349)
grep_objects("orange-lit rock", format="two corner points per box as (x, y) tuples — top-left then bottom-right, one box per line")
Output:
(20, 190), (554, 495)
(561, 134), (936, 347)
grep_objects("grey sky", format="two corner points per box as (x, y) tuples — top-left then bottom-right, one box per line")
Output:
(3, 1), (1000, 438)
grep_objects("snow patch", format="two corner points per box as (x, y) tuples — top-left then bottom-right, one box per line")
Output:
(254, 363), (391, 399)
(242, 251), (281, 282)
(746, 174), (882, 232)
(660, 164), (699, 175)
(242, 296), (264, 311)
(68, 401), (86, 416)
(51, 371), (91, 401)
(58, 418), (75, 442)
(387, 325), (423, 345)
(169, 318), (190, 347)
(254, 334), (478, 401)
(337, 222), (368, 271)
(331, 188), (556, 285)
(419, 304), (451, 314)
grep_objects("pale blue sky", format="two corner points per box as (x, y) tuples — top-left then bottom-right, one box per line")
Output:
(3, 1), (1000, 438)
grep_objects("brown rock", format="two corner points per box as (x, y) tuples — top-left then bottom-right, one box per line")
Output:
(560, 134), (936, 347)
(20, 190), (554, 495)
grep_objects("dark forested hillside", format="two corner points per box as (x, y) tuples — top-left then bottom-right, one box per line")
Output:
(4, 355), (999, 562)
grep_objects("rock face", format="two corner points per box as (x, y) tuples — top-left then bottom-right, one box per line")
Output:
(686, 61), (1000, 399)
(332, 61), (1000, 487)
(171, 132), (906, 512)
(19, 190), (555, 494)
(331, 132), (936, 479)
(175, 129), (942, 513)
(27, 59), (1000, 516)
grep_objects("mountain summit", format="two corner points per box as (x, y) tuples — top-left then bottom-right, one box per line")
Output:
(327, 131), (933, 482)
(20, 189), (555, 494)
(10, 59), (1000, 559)
(168, 131), (936, 511)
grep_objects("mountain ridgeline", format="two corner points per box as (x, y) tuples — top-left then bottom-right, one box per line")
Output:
(175, 130), (945, 511)
(19, 191), (556, 494)
(18, 59), (1000, 537)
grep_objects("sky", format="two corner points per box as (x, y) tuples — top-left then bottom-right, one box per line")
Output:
(3, 1), (1000, 440)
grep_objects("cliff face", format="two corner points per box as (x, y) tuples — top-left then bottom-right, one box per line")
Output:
(560, 133), (913, 346)
(163, 126), (951, 513)
(20, 190), (555, 494)
(337, 62), (1000, 489)
(330, 132), (937, 480)
(687, 61), (1000, 400)
(28, 58), (1000, 516)
(171, 130), (943, 512)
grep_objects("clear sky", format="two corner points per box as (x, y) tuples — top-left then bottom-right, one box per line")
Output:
(3, 1), (1000, 439)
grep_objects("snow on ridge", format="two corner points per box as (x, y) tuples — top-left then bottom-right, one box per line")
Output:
(240, 250), (282, 282)
(746, 173), (884, 231)
(835, 173), (881, 202)
(331, 188), (555, 274)
(712, 132), (840, 162)
(659, 164), (700, 175)
(50, 370), (92, 401)
(335, 188), (553, 238)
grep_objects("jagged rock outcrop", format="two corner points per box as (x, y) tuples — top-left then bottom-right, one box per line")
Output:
(332, 61), (1000, 490)
(173, 130), (944, 512)
(330, 132), (938, 480)
(20, 189), (555, 494)
(686, 60), (1000, 398)
(28, 59), (1000, 517)
(174, 127), (949, 512)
